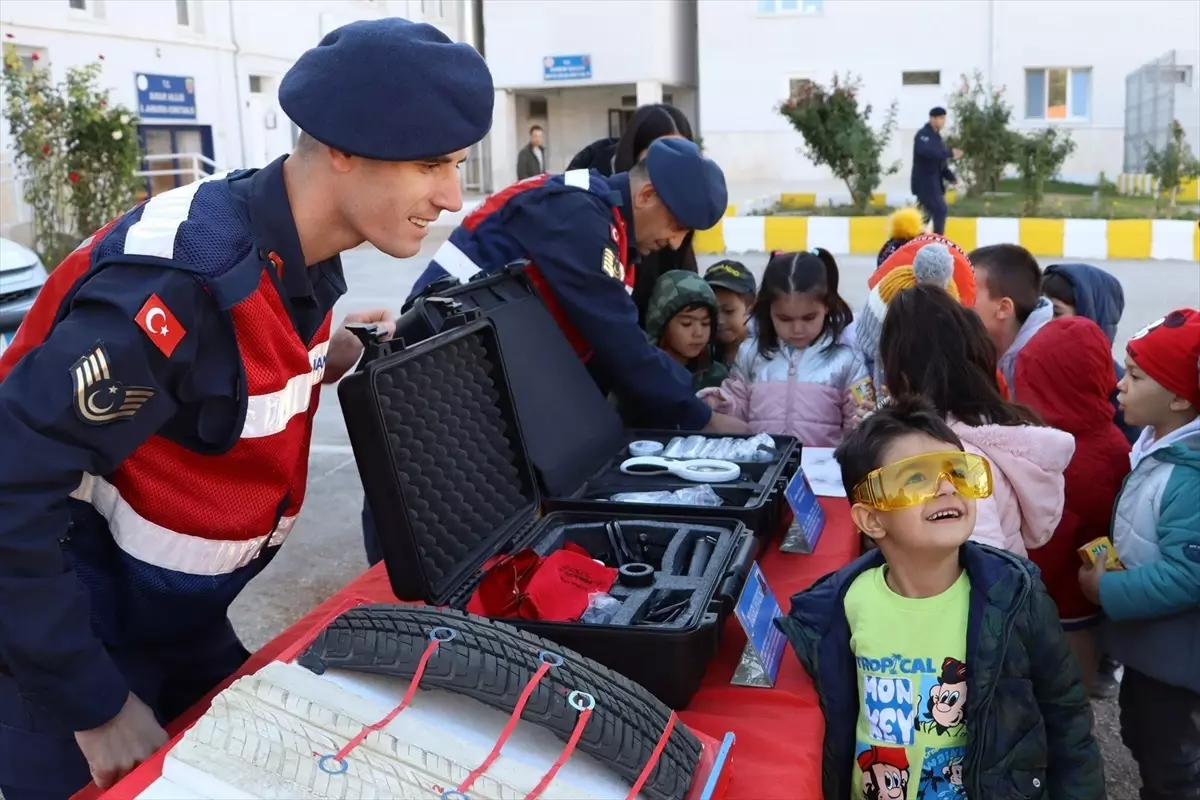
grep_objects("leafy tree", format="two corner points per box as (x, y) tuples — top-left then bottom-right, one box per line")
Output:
(1014, 127), (1076, 215)
(1145, 120), (1200, 208)
(2, 44), (142, 268)
(779, 74), (900, 212)
(944, 72), (1019, 196)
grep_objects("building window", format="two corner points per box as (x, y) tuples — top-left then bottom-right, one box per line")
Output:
(1025, 67), (1091, 120)
(420, 0), (445, 19)
(789, 78), (814, 101)
(758, 0), (823, 14)
(14, 45), (49, 73)
(176, 0), (190, 26)
(68, 0), (86, 9)
(902, 70), (941, 86)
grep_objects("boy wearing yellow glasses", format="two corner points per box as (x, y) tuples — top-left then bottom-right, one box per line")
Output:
(777, 396), (1102, 800)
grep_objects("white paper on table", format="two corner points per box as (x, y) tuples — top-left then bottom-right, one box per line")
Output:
(800, 446), (846, 498)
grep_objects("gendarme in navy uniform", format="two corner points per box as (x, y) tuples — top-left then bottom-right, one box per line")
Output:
(0, 19), (492, 796)
(408, 138), (748, 435)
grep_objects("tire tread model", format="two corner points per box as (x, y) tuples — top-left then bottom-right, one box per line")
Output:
(299, 605), (701, 800)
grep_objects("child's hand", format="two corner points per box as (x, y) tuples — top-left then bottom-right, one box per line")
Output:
(850, 400), (874, 428)
(1077, 559), (1105, 605)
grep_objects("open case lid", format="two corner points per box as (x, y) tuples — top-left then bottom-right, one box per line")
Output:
(338, 317), (541, 605)
(412, 271), (626, 498)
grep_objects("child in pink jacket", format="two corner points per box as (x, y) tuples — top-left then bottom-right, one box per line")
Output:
(699, 249), (868, 446)
(880, 285), (1075, 555)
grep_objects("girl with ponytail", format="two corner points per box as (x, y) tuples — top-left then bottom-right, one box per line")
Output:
(698, 249), (869, 446)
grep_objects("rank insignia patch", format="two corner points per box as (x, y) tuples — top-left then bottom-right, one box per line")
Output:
(71, 342), (155, 425)
(601, 247), (625, 281)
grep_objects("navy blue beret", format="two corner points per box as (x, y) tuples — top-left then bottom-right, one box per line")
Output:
(279, 18), (494, 161)
(644, 138), (728, 231)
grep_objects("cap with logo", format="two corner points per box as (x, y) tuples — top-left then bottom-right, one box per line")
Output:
(643, 138), (728, 232)
(704, 260), (757, 295)
(279, 18), (494, 162)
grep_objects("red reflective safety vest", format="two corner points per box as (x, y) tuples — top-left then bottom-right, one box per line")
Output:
(0, 178), (330, 576)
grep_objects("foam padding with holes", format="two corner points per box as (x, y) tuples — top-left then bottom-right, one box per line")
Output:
(372, 334), (535, 596)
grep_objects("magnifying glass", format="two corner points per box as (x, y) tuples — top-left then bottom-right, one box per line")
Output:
(619, 456), (741, 483)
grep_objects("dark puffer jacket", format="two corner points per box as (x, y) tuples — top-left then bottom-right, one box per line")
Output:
(777, 543), (1105, 800)
(1015, 316), (1131, 621)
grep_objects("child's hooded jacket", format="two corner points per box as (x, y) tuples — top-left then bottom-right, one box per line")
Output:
(1014, 316), (1131, 620)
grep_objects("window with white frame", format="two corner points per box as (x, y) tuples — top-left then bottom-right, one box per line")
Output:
(176, 0), (190, 26)
(1025, 67), (1091, 121)
(758, 0), (823, 14)
(68, 0), (87, 9)
(67, 0), (104, 16)
(13, 45), (49, 73)
(788, 78), (814, 100)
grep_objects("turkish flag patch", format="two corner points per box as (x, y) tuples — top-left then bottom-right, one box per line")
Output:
(135, 294), (186, 357)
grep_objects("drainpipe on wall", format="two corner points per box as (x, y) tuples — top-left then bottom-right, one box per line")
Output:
(986, 0), (996, 87)
(228, 0), (248, 168)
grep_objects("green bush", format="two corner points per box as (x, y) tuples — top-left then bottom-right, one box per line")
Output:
(944, 72), (1019, 197)
(1014, 127), (1076, 215)
(2, 43), (142, 268)
(778, 74), (900, 213)
(1145, 120), (1200, 208)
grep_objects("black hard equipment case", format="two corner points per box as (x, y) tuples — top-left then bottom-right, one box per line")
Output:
(338, 317), (758, 708)
(392, 268), (801, 544)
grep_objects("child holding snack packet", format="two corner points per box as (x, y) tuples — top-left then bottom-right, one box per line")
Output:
(1078, 309), (1200, 799)
(779, 396), (1102, 799)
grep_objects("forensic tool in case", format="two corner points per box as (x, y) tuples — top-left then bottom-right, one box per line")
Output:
(620, 456), (742, 483)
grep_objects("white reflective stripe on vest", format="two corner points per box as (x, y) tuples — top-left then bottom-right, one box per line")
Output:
(123, 171), (234, 260)
(433, 239), (482, 282)
(241, 341), (329, 438)
(563, 169), (591, 189)
(70, 475), (296, 576)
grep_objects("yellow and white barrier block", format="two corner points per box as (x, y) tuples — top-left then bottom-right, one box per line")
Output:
(693, 215), (1200, 262)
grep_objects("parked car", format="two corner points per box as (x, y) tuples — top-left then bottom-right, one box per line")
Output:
(0, 237), (48, 356)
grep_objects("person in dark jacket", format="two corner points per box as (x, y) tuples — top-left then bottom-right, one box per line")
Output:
(1042, 262), (1139, 445)
(911, 107), (960, 235)
(516, 124), (546, 180)
(777, 396), (1104, 800)
(1015, 316), (1132, 693)
(567, 103), (700, 326)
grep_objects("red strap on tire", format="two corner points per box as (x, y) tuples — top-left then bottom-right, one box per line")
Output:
(332, 636), (442, 761)
(524, 691), (595, 800)
(625, 710), (679, 799)
(457, 659), (554, 793)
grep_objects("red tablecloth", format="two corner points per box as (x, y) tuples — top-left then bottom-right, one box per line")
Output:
(94, 499), (857, 800)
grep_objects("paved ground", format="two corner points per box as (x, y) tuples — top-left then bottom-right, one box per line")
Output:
(230, 230), (1197, 798)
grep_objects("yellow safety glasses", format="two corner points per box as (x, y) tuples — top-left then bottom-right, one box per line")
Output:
(852, 451), (994, 511)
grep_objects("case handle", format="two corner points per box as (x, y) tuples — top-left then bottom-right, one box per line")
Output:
(715, 532), (757, 614)
(401, 275), (463, 313)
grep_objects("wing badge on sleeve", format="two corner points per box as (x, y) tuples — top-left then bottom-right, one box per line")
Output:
(71, 341), (155, 425)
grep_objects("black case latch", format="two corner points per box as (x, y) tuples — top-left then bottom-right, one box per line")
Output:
(346, 322), (395, 368)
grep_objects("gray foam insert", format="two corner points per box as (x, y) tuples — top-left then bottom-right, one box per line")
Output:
(529, 520), (737, 630)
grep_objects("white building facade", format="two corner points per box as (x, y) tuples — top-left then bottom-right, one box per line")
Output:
(479, 0), (698, 193)
(0, 0), (477, 242)
(698, 0), (1200, 198)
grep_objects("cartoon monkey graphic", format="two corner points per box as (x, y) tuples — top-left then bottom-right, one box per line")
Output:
(919, 657), (967, 736)
(858, 746), (910, 800)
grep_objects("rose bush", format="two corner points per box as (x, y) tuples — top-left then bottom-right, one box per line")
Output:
(2, 42), (142, 268)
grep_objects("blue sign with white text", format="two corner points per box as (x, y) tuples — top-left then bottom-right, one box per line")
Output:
(734, 562), (786, 684)
(136, 73), (196, 119)
(783, 468), (826, 553)
(543, 55), (592, 82)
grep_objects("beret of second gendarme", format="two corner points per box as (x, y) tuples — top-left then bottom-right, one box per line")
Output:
(644, 138), (728, 231)
(279, 18), (494, 161)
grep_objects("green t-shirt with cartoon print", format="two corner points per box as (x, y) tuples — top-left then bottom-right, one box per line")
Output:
(844, 566), (970, 800)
